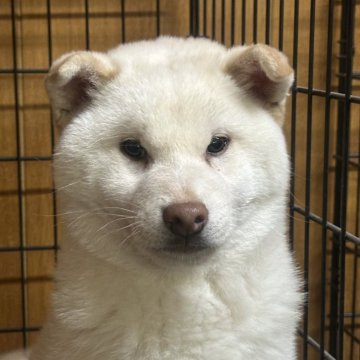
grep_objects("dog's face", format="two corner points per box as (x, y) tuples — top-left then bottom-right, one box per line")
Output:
(47, 37), (293, 269)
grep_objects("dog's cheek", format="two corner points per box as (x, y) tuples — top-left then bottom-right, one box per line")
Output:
(101, 166), (140, 205)
(128, 182), (170, 248)
(198, 155), (262, 246)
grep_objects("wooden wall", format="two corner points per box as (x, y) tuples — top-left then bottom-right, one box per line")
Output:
(0, 1), (359, 358)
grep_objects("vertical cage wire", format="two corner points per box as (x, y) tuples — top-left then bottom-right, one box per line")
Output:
(319, 0), (335, 358)
(46, 0), (59, 263)
(10, 0), (28, 348)
(289, 0), (299, 253)
(329, 1), (357, 358)
(302, 2), (317, 358)
(121, 0), (126, 43)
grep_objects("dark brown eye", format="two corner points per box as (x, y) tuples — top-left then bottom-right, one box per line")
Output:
(120, 139), (146, 160)
(207, 136), (229, 155)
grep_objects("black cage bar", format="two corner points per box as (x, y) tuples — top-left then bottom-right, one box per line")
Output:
(0, 1), (359, 359)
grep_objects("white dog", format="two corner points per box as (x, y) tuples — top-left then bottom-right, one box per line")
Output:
(3, 37), (301, 359)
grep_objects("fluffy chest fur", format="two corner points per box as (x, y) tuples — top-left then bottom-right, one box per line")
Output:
(33, 233), (298, 360)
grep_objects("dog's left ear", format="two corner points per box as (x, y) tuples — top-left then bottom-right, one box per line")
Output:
(224, 44), (294, 125)
(45, 51), (118, 130)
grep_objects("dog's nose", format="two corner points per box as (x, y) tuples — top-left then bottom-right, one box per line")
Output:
(162, 202), (208, 237)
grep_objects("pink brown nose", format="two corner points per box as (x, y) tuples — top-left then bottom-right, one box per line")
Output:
(162, 202), (209, 237)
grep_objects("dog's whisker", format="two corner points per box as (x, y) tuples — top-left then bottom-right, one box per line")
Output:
(93, 206), (138, 214)
(54, 180), (82, 193)
(67, 212), (92, 227)
(118, 227), (142, 248)
(92, 212), (138, 218)
(41, 210), (84, 217)
(95, 221), (143, 242)
(96, 216), (138, 233)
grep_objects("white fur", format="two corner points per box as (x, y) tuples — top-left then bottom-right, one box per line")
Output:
(3, 37), (301, 360)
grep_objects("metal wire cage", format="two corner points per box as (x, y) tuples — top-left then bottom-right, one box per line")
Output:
(0, 1), (359, 359)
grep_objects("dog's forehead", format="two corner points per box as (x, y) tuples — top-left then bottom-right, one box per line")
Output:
(109, 64), (229, 132)
(94, 40), (250, 150)
(108, 37), (226, 69)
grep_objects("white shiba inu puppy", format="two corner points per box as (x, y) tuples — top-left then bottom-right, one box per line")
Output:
(4, 37), (302, 360)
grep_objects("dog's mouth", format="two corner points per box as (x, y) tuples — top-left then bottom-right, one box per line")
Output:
(153, 236), (216, 256)
(161, 243), (209, 254)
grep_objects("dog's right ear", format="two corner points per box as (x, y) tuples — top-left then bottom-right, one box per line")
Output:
(45, 51), (118, 130)
(224, 44), (294, 125)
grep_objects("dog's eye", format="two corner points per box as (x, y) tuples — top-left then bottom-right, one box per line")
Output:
(120, 139), (147, 160)
(207, 136), (229, 155)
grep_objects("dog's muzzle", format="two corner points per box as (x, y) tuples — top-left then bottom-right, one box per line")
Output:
(161, 202), (210, 254)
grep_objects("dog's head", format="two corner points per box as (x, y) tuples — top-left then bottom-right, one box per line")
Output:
(47, 37), (293, 269)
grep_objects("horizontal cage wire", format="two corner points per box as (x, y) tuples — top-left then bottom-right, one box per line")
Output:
(0, 0), (359, 359)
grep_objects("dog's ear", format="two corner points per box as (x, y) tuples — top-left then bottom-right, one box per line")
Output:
(224, 44), (294, 125)
(45, 51), (118, 130)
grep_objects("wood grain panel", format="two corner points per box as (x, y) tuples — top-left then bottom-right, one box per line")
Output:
(88, 0), (123, 50)
(0, 252), (22, 351)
